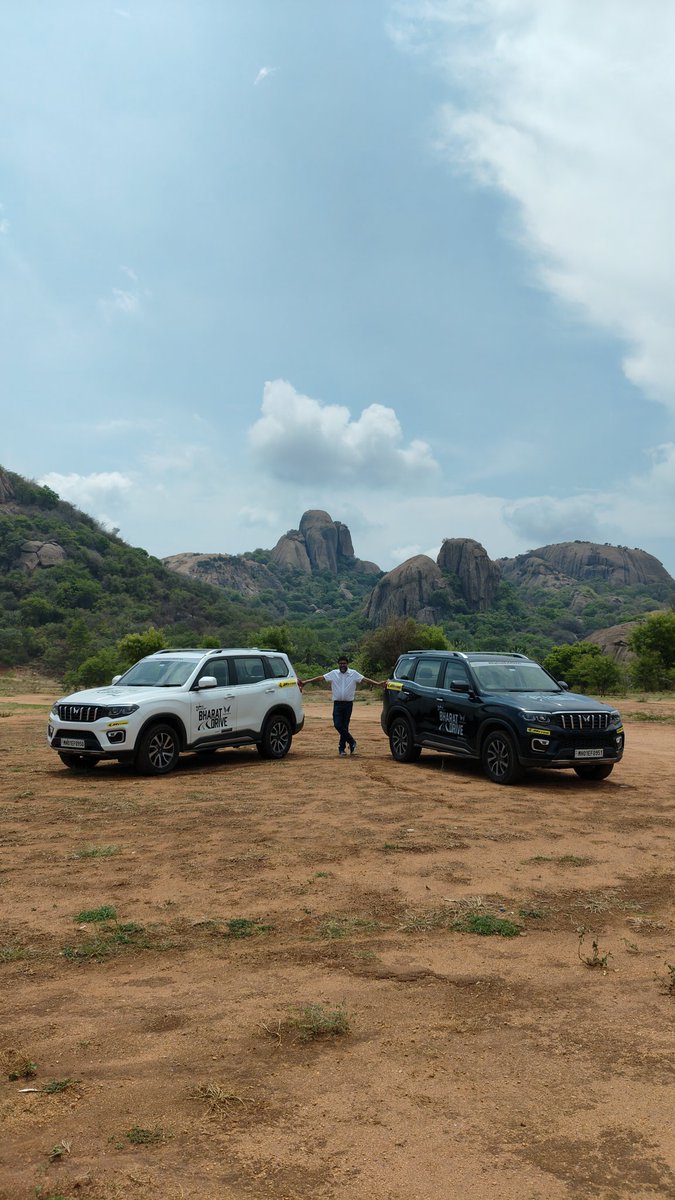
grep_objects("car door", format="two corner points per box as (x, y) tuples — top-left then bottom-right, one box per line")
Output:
(190, 658), (237, 745)
(406, 657), (448, 742)
(231, 655), (275, 736)
(434, 660), (477, 754)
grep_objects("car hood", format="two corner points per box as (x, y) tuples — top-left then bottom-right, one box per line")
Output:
(54, 685), (188, 706)
(485, 690), (616, 713)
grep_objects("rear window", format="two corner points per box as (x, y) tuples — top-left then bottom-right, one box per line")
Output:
(394, 655), (417, 680)
(266, 656), (289, 678)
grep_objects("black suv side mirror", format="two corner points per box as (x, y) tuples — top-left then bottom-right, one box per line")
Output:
(450, 681), (471, 693)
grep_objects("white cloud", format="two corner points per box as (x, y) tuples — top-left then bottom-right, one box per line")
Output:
(248, 379), (439, 486)
(504, 494), (607, 546)
(394, 1), (675, 414)
(40, 470), (133, 509)
(254, 67), (277, 86)
(99, 287), (141, 320)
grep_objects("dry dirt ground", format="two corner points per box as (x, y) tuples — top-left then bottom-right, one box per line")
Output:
(0, 672), (673, 1200)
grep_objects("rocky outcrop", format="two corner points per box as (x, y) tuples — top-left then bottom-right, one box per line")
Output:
(163, 553), (283, 599)
(19, 540), (66, 571)
(500, 542), (672, 590)
(585, 620), (639, 663)
(270, 531), (312, 573)
(271, 510), (378, 577)
(437, 538), (500, 612)
(365, 555), (444, 625)
(365, 537), (501, 625)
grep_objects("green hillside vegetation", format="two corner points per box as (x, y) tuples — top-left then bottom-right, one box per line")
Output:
(1, 467), (673, 691)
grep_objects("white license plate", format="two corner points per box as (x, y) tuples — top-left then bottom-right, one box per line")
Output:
(61, 737), (86, 750)
(575, 748), (603, 759)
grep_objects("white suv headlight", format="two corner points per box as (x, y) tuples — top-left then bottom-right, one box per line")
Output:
(106, 704), (139, 718)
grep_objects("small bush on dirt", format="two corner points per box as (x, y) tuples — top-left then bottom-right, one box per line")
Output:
(223, 918), (272, 938)
(289, 1003), (351, 1041)
(42, 1078), (79, 1094)
(577, 927), (613, 969)
(193, 1083), (250, 1113)
(126, 1126), (166, 1145)
(62, 920), (172, 961)
(8, 1060), (37, 1080)
(74, 905), (117, 923)
(262, 1003), (351, 1044)
(0, 946), (27, 962)
(453, 913), (522, 937)
(71, 846), (120, 859)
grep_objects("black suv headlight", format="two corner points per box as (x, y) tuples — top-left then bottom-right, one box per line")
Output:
(105, 704), (139, 718)
(520, 710), (553, 726)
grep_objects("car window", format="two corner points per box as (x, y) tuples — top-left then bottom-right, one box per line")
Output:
(412, 659), (444, 688)
(266, 656), (289, 678)
(200, 659), (230, 686)
(394, 655), (417, 680)
(232, 656), (266, 685)
(443, 661), (470, 688)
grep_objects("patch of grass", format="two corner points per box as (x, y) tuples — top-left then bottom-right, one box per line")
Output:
(287, 1002), (351, 1041)
(383, 842), (405, 852)
(71, 846), (120, 859)
(223, 918), (272, 938)
(528, 855), (592, 867)
(42, 1078), (79, 1094)
(625, 711), (675, 723)
(454, 913), (523, 937)
(192, 1082), (251, 1113)
(518, 907), (545, 919)
(8, 1060), (37, 1080)
(577, 927), (613, 970)
(74, 905), (117, 923)
(62, 921), (173, 961)
(317, 916), (385, 939)
(47, 1140), (71, 1162)
(312, 871), (333, 879)
(125, 1125), (166, 1145)
(0, 945), (27, 963)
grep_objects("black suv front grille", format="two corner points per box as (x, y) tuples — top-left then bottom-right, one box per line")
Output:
(556, 712), (613, 732)
(56, 704), (105, 723)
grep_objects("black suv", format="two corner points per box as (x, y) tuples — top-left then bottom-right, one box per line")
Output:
(381, 651), (624, 785)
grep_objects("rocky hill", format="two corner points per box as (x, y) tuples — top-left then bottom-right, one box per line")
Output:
(165, 510), (380, 597)
(366, 539), (674, 629)
(0, 466), (272, 675)
(499, 542), (672, 590)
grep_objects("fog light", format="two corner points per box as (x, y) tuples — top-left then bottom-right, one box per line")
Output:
(531, 738), (549, 752)
(48, 724), (54, 738)
(107, 730), (126, 744)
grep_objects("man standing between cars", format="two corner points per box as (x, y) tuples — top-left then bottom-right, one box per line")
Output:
(299, 656), (385, 756)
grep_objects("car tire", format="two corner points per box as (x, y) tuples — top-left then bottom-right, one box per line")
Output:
(135, 723), (180, 775)
(258, 713), (293, 759)
(481, 730), (524, 785)
(389, 717), (422, 763)
(574, 763), (614, 781)
(58, 752), (100, 770)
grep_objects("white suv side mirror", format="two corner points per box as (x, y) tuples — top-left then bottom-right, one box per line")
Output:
(196, 675), (217, 689)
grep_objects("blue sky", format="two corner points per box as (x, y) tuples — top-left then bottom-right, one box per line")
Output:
(1, 1), (674, 575)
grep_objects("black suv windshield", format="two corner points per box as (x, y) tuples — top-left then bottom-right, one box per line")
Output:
(116, 659), (196, 687)
(472, 661), (561, 693)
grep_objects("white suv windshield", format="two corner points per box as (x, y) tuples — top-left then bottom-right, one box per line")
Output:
(116, 658), (197, 687)
(472, 661), (561, 693)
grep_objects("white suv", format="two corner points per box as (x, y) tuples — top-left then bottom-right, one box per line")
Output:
(47, 648), (304, 775)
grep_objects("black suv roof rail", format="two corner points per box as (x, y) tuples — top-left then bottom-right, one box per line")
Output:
(402, 650), (531, 661)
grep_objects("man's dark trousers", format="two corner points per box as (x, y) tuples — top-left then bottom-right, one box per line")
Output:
(332, 700), (355, 753)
